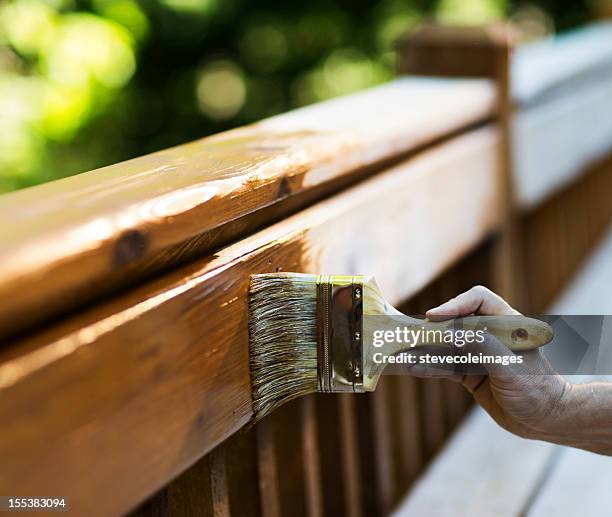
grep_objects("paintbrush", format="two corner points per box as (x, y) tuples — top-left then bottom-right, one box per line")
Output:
(248, 273), (553, 420)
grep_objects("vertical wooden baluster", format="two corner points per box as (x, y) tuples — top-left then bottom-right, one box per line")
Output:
(443, 380), (468, 431)
(412, 287), (447, 458)
(315, 394), (348, 516)
(524, 210), (542, 312)
(371, 377), (395, 515)
(301, 396), (323, 517)
(354, 393), (385, 516)
(210, 447), (230, 517)
(129, 489), (170, 517)
(315, 393), (364, 517)
(391, 375), (423, 489)
(419, 378), (446, 461)
(556, 193), (567, 303)
(436, 270), (468, 432)
(338, 394), (364, 517)
(224, 430), (261, 517)
(257, 400), (309, 517)
(585, 165), (597, 246)
(534, 206), (552, 311)
(130, 447), (220, 517)
(572, 175), (587, 275)
(538, 207), (552, 311)
(256, 419), (281, 517)
(386, 296), (422, 503)
(545, 203), (555, 310)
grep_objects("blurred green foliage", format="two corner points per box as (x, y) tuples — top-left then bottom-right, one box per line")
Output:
(0, 0), (596, 192)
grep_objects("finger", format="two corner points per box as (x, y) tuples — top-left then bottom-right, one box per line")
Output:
(515, 349), (557, 376)
(467, 377), (499, 418)
(456, 332), (518, 379)
(426, 285), (519, 321)
(462, 374), (486, 394)
(404, 347), (463, 381)
(408, 363), (464, 382)
(467, 377), (517, 432)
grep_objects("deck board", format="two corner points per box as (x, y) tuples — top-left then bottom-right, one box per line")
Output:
(392, 408), (557, 517)
(526, 447), (612, 516)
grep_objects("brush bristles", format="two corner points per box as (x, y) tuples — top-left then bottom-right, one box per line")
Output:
(249, 273), (318, 420)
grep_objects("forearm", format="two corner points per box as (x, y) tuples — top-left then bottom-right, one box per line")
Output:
(537, 381), (612, 455)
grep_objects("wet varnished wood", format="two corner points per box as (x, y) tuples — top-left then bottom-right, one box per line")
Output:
(0, 78), (494, 340)
(0, 127), (500, 517)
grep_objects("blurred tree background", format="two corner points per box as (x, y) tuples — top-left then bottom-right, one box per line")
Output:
(0, 0), (603, 192)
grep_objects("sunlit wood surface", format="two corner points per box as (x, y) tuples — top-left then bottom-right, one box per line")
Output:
(0, 78), (494, 339)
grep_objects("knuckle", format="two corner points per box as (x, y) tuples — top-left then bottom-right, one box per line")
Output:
(472, 285), (491, 296)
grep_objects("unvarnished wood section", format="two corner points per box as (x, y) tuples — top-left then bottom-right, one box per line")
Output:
(512, 72), (612, 209)
(511, 22), (612, 208)
(0, 78), (495, 340)
(0, 127), (500, 517)
(511, 21), (612, 106)
(400, 21), (612, 212)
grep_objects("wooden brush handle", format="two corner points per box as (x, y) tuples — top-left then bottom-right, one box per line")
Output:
(362, 314), (553, 391)
(420, 315), (550, 351)
(378, 314), (553, 353)
(361, 276), (552, 352)
(359, 276), (554, 391)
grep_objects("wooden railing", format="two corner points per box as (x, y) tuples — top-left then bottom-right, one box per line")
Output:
(0, 20), (611, 517)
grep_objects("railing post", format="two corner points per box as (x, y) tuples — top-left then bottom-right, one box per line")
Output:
(397, 23), (526, 309)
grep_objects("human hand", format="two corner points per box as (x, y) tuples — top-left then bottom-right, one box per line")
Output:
(422, 286), (569, 440)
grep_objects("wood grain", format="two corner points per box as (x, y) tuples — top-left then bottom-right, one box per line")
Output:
(0, 128), (500, 516)
(419, 380), (446, 461)
(337, 395), (364, 517)
(389, 376), (422, 490)
(301, 397), (323, 517)
(223, 430), (261, 517)
(370, 377), (395, 515)
(313, 394), (357, 517)
(0, 78), (494, 339)
(256, 419), (281, 517)
(522, 155), (612, 311)
(266, 400), (309, 517)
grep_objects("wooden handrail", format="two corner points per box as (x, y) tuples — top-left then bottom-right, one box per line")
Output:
(0, 78), (494, 340)
(512, 21), (612, 105)
(399, 21), (612, 209)
(512, 22), (612, 208)
(0, 128), (500, 516)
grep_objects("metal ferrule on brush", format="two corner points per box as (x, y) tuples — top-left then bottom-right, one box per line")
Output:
(316, 275), (364, 393)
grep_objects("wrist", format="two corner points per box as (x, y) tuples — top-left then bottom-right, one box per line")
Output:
(531, 376), (573, 441)
(522, 380), (612, 455)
